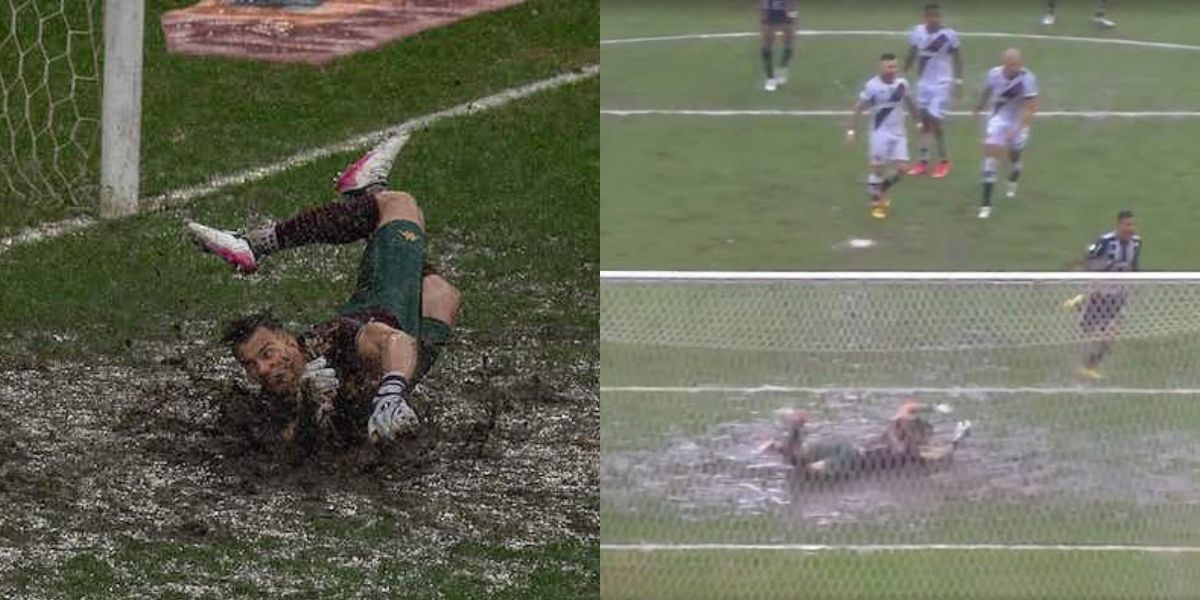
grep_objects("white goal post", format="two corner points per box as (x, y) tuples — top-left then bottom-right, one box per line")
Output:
(99, 0), (144, 218)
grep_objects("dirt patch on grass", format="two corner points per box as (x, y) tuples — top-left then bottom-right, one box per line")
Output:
(0, 329), (596, 595)
(601, 391), (1200, 528)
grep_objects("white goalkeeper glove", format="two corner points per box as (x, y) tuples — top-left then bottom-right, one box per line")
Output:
(299, 357), (339, 402)
(367, 372), (420, 442)
(952, 420), (972, 447)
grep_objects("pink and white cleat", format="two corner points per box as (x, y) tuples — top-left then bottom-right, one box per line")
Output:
(185, 221), (258, 273)
(334, 131), (411, 197)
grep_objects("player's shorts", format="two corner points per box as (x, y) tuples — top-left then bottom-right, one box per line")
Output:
(985, 116), (1029, 150)
(339, 219), (425, 336)
(762, 9), (793, 25)
(1081, 291), (1127, 335)
(917, 81), (952, 120)
(803, 439), (862, 476)
(869, 131), (909, 165)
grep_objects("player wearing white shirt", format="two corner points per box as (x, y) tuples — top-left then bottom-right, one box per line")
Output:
(971, 49), (1039, 219)
(846, 53), (920, 219)
(902, 3), (963, 179)
(1043, 0), (1116, 28)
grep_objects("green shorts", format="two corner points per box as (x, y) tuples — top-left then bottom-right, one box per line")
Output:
(338, 220), (451, 384)
(339, 220), (425, 334)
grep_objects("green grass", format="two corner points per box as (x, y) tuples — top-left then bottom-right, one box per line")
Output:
(0, 0), (597, 232)
(601, 549), (1200, 600)
(601, 2), (1200, 598)
(0, 76), (598, 360)
(20, 536), (597, 599)
(600, 0), (1200, 270)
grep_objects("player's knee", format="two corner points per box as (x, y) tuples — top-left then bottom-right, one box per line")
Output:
(376, 191), (425, 230)
(422, 274), (462, 324)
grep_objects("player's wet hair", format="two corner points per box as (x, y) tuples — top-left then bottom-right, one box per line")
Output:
(880, 52), (896, 61)
(925, 3), (941, 12)
(1117, 210), (1134, 221)
(223, 312), (289, 354)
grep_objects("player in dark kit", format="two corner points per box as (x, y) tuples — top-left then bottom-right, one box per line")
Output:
(186, 133), (462, 446)
(761, 402), (971, 479)
(1043, 1), (1116, 28)
(760, 0), (797, 92)
(1065, 210), (1140, 380)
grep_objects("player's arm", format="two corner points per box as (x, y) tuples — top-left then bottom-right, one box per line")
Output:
(1019, 95), (1038, 131)
(847, 99), (866, 143)
(972, 85), (991, 115)
(1132, 242), (1141, 271)
(902, 45), (917, 73)
(904, 94), (922, 129)
(951, 48), (964, 97)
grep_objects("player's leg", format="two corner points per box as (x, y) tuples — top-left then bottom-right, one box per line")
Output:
(876, 135), (909, 214)
(777, 20), (795, 85)
(910, 86), (934, 175)
(1004, 127), (1030, 198)
(1094, 0), (1115, 28)
(867, 161), (886, 219)
(412, 273), (462, 384)
(186, 134), (409, 273)
(760, 26), (776, 90)
(1042, 0), (1056, 26)
(978, 118), (1006, 218)
(929, 86), (952, 178)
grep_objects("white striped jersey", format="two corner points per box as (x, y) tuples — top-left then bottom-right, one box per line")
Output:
(985, 66), (1038, 123)
(858, 76), (910, 135)
(1086, 231), (1142, 272)
(908, 25), (961, 87)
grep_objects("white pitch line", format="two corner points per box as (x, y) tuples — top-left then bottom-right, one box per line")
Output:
(601, 385), (1200, 396)
(600, 30), (1200, 53)
(602, 109), (1200, 118)
(0, 65), (599, 254)
(601, 543), (1200, 554)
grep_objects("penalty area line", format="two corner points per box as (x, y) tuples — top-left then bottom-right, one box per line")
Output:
(599, 30), (1200, 53)
(600, 543), (1200, 554)
(0, 65), (600, 255)
(600, 385), (1200, 396)
(602, 109), (1200, 118)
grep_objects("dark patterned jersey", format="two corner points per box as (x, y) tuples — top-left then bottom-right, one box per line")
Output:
(1085, 231), (1142, 272)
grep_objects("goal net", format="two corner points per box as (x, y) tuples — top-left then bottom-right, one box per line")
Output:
(0, 0), (102, 221)
(601, 272), (1200, 599)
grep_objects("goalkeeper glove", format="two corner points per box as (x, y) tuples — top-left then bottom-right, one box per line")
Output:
(1063, 294), (1085, 310)
(367, 372), (420, 442)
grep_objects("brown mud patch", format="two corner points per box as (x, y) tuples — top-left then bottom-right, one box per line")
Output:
(0, 331), (596, 594)
(601, 392), (1200, 528)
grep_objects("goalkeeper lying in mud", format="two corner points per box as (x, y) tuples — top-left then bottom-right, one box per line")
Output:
(186, 133), (461, 446)
(761, 401), (971, 478)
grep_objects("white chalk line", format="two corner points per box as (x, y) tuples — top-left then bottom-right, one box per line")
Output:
(602, 109), (1200, 118)
(0, 65), (599, 254)
(599, 29), (1200, 53)
(601, 543), (1200, 554)
(601, 385), (1200, 396)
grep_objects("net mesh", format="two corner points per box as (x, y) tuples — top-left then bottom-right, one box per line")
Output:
(601, 274), (1200, 599)
(0, 0), (101, 215)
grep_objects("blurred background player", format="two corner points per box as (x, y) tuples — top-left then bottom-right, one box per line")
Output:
(903, 3), (963, 179)
(760, 0), (797, 91)
(1065, 210), (1141, 379)
(847, 53), (920, 219)
(1043, 1), (1116, 28)
(972, 48), (1038, 219)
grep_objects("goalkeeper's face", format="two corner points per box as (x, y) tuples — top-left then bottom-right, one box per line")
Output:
(233, 326), (305, 395)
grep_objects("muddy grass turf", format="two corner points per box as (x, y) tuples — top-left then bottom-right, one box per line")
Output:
(0, 77), (597, 597)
